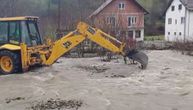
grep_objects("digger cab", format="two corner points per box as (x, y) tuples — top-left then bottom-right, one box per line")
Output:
(0, 16), (42, 46)
(0, 16), (43, 74)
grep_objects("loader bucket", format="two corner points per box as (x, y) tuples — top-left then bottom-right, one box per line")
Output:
(127, 50), (148, 69)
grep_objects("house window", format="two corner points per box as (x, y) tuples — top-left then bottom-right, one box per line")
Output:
(119, 3), (125, 10)
(179, 4), (182, 10)
(135, 30), (141, 38)
(128, 31), (133, 38)
(106, 16), (116, 26)
(128, 16), (137, 27)
(179, 32), (182, 36)
(171, 6), (175, 11)
(181, 17), (185, 24)
(168, 18), (172, 24)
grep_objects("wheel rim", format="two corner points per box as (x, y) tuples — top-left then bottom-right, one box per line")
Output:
(0, 56), (13, 73)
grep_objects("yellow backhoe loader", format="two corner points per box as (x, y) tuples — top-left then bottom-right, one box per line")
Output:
(0, 16), (148, 74)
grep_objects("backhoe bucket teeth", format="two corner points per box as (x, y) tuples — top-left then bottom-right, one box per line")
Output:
(127, 50), (148, 69)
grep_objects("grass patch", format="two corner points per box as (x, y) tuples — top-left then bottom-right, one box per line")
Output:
(144, 35), (165, 41)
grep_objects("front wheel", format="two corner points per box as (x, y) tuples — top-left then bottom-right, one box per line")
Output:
(0, 50), (21, 74)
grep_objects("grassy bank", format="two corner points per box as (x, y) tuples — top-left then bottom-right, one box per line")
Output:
(144, 35), (165, 41)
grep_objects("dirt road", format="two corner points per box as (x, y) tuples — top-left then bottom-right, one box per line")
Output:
(0, 50), (193, 110)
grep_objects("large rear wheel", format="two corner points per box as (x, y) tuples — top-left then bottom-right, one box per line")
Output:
(131, 51), (148, 69)
(0, 50), (21, 74)
(126, 50), (148, 69)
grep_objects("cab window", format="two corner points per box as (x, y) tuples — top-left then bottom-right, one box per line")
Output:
(28, 22), (41, 45)
(0, 22), (8, 44)
(9, 22), (20, 44)
(21, 21), (31, 46)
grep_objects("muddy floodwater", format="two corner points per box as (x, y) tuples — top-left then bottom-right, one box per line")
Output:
(0, 50), (193, 110)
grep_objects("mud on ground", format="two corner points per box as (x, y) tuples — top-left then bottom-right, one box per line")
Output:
(0, 50), (193, 110)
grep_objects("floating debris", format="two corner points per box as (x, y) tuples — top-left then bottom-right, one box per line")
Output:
(30, 99), (83, 110)
(76, 65), (109, 73)
(5, 97), (25, 104)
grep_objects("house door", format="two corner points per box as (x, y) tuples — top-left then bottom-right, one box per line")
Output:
(126, 31), (136, 49)
(128, 31), (133, 39)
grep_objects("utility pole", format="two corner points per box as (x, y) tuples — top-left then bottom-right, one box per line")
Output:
(56, 0), (62, 39)
(78, 0), (82, 20)
(48, 0), (51, 19)
(77, 0), (85, 57)
(57, 0), (61, 30)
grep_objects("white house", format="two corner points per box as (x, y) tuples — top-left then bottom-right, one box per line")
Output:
(165, 0), (193, 42)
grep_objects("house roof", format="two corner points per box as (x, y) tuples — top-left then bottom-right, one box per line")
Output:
(89, 0), (149, 18)
(181, 0), (193, 10)
(165, 0), (193, 15)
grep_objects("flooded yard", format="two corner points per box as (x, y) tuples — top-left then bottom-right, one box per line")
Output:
(0, 50), (193, 110)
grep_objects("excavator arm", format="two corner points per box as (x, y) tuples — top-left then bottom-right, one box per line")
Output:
(76, 22), (148, 69)
(43, 22), (148, 69)
(44, 31), (86, 65)
(77, 22), (125, 55)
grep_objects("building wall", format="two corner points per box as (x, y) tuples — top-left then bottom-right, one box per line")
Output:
(92, 0), (145, 41)
(165, 0), (186, 42)
(185, 10), (193, 41)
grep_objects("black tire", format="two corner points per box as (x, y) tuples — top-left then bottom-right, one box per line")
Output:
(0, 50), (21, 74)
(131, 51), (148, 69)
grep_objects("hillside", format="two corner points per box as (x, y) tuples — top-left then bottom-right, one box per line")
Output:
(137, 0), (171, 35)
(0, 0), (171, 36)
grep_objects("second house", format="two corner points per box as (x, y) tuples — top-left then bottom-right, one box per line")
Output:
(89, 0), (148, 42)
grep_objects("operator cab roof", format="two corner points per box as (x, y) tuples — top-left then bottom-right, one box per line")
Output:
(0, 16), (39, 21)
